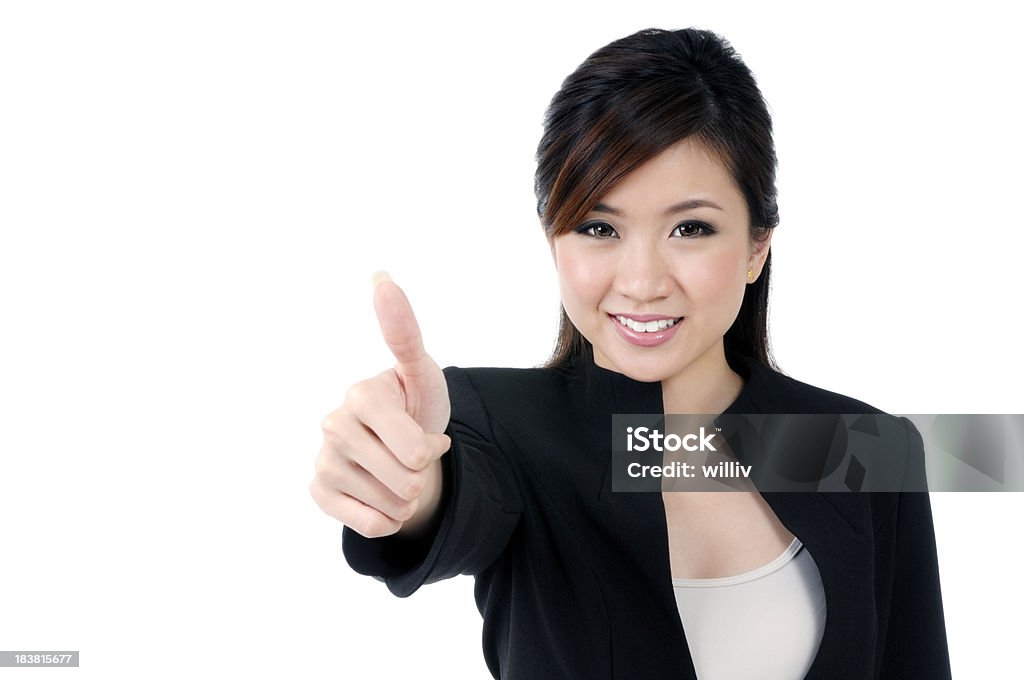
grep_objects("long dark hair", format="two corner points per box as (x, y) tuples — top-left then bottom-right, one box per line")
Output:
(535, 28), (779, 371)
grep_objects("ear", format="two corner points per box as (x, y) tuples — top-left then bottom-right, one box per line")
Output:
(548, 236), (558, 270)
(746, 229), (773, 282)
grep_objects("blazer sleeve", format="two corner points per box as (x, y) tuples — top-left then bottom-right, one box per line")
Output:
(340, 366), (524, 598)
(875, 419), (952, 678)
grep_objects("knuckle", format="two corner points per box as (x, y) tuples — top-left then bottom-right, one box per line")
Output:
(360, 514), (398, 539)
(396, 499), (418, 521)
(317, 435), (349, 466)
(320, 417), (355, 451)
(321, 410), (352, 439)
(320, 413), (339, 437)
(403, 442), (431, 470)
(399, 473), (425, 501)
(309, 478), (333, 513)
(402, 452), (424, 471)
(313, 455), (333, 481)
(344, 380), (375, 408)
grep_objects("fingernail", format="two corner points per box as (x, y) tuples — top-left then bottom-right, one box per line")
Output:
(371, 270), (392, 287)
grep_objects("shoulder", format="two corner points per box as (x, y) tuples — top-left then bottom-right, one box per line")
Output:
(441, 364), (578, 425)
(738, 361), (928, 496)
(439, 364), (591, 459)
(442, 364), (575, 398)
(767, 371), (885, 414)
(739, 356), (887, 415)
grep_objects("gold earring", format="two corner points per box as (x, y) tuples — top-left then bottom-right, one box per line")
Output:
(747, 269), (754, 281)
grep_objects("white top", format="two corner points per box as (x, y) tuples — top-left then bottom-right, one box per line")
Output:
(671, 537), (826, 680)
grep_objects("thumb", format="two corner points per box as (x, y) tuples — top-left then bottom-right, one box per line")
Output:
(372, 271), (433, 378)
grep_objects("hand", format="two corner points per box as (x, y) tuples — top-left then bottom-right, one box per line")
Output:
(311, 272), (451, 538)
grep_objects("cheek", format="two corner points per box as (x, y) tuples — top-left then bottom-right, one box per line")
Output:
(678, 249), (748, 307)
(555, 246), (608, 308)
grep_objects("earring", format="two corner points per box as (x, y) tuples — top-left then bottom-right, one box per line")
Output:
(747, 269), (754, 282)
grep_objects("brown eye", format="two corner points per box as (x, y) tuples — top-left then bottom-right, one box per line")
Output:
(574, 221), (619, 239)
(672, 221), (718, 238)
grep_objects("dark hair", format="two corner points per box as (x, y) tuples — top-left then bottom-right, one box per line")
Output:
(535, 27), (779, 371)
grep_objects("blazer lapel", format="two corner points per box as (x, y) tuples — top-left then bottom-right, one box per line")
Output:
(578, 350), (878, 679)
(734, 356), (879, 678)
(761, 492), (877, 679)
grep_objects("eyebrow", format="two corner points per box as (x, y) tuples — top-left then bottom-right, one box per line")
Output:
(592, 199), (723, 216)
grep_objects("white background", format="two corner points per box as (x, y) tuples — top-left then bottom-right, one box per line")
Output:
(1, 1), (1021, 678)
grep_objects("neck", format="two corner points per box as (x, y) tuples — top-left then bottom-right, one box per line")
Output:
(661, 341), (744, 414)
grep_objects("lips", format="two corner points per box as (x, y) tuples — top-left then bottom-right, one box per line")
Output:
(608, 313), (684, 347)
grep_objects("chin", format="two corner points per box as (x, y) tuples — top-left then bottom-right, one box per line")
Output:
(621, 369), (667, 383)
(604, 354), (674, 383)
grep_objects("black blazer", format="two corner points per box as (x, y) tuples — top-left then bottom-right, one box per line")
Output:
(343, 351), (952, 679)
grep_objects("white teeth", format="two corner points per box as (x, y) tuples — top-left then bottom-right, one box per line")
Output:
(615, 315), (681, 333)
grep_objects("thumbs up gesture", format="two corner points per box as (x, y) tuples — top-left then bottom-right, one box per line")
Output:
(311, 273), (452, 538)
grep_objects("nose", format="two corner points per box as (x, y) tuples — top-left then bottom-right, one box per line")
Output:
(613, 239), (674, 303)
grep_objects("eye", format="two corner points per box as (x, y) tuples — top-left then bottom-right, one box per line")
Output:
(574, 221), (619, 239)
(672, 220), (718, 238)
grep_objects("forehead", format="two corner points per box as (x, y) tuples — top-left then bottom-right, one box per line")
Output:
(595, 138), (742, 212)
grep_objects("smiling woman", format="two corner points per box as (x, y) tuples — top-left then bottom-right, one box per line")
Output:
(314, 26), (952, 680)
(551, 138), (767, 407)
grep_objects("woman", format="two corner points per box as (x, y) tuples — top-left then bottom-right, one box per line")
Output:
(312, 27), (951, 679)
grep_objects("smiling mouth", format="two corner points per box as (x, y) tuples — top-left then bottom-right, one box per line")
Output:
(611, 315), (684, 333)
